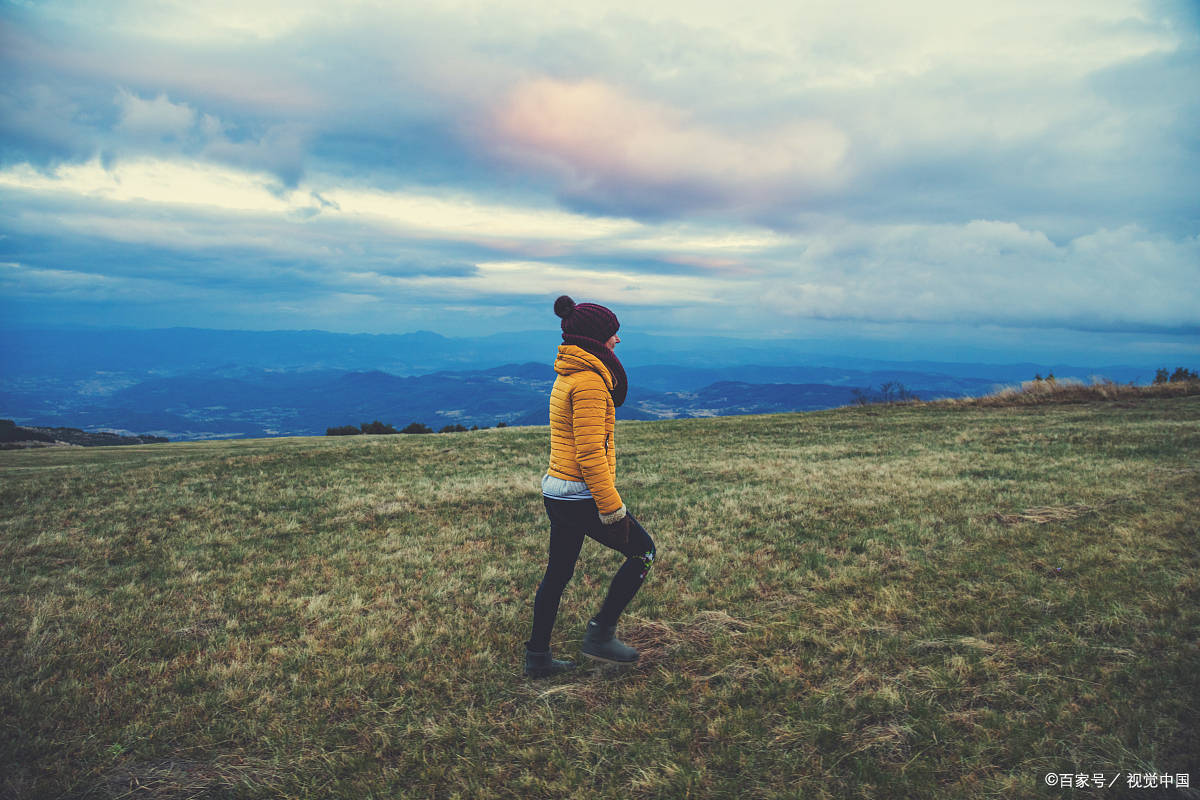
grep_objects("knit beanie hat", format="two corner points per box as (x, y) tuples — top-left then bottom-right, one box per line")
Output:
(554, 295), (619, 342)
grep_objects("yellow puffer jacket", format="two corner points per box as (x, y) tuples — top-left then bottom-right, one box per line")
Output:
(546, 344), (626, 524)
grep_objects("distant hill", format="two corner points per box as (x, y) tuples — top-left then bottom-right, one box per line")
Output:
(647, 381), (863, 417)
(0, 419), (167, 449)
(0, 327), (1164, 381)
(0, 363), (989, 441)
(0, 326), (1172, 441)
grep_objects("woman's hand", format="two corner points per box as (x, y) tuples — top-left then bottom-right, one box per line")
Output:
(602, 515), (630, 545)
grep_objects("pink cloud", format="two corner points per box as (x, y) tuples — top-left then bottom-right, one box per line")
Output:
(486, 78), (848, 214)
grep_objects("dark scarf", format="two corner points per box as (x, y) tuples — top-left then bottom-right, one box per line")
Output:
(563, 334), (628, 407)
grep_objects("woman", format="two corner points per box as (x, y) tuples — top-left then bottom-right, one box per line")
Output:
(524, 295), (657, 678)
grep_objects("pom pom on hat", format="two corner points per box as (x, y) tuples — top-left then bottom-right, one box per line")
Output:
(553, 294), (619, 341)
(554, 295), (576, 319)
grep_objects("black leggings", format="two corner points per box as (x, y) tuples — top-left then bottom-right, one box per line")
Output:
(526, 497), (656, 653)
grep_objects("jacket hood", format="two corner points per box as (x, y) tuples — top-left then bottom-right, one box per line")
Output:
(554, 344), (614, 390)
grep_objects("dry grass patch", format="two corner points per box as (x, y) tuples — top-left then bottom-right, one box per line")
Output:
(937, 376), (1200, 407)
(610, 610), (761, 668)
(993, 501), (1117, 525)
(97, 757), (282, 799)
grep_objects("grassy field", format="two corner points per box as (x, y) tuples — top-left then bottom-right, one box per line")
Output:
(2, 396), (1198, 799)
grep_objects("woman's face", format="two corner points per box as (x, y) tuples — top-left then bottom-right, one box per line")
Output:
(605, 333), (621, 351)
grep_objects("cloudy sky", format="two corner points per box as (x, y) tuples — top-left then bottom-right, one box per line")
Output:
(1, 0), (1197, 363)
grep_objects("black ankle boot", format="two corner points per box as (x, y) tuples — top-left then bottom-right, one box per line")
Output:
(524, 647), (576, 678)
(581, 618), (639, 664)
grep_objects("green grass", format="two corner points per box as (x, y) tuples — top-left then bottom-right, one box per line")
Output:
(2, 398), (1198, 799)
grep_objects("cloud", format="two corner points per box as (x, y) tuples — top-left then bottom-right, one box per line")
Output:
(116, 94), (304, 183)
(112, 90), (312, 185)
(0, 153), (796, 285)
(485, 78), (849, 216)
(115, 89), (195, 140)
(0, 259), (209, 302)
(0, 0), (1195, 355)
(7, 1), (1190, 226)
(322, 182), (642, 244)
(2, 150), (1196, 337)
(201, 120), (311, 187)
(754, 221), (1200, 332)
(345, 259), (737, 309)
(0, 157), (313, 214)
(0, 81), (99, 163)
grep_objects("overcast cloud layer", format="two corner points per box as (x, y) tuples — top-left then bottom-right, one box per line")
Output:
(1, 0), (1197, 362)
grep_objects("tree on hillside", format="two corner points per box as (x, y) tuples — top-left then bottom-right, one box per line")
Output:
(1154, 367), (1197, 384)
(401, 422), (433, 434)
(360, 421), (398, 434)
(852, 383), (918, 406)
(1170, 367), (1199, 383)
(0, 419), (55, 443)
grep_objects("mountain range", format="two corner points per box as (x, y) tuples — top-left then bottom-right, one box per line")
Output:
(0, 327), (1166, 441)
